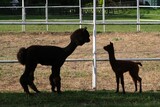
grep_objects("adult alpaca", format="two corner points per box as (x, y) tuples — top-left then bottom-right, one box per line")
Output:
(17, 27), (90, 95)
(103, 42), (142, 94)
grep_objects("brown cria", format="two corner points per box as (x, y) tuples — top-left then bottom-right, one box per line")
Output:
(17, 27), (90, 95)
(103, 42), (142, 94)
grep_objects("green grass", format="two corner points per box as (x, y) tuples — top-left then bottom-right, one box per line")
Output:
(0, 24), (159, 33)
(1, 90), (160, 107)
(0, 8), (160, 32)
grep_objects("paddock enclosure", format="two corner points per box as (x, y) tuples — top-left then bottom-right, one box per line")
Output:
(0, 0), (160, 92)
(0, 32), (159, 92)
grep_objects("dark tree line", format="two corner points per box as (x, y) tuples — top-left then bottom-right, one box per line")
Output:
(0, 0), (136, 6)
(0, 0), (135, 15)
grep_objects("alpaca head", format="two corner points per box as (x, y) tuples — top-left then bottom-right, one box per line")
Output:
(70, 27), (90, 46)
(103, 42), (114, 53)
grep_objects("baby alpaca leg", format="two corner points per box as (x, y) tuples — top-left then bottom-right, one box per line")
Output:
(133, 78), (137, 92)
(130, 70), (142, 93)
(120, 75), (125, 94)
(115, 74), (119, 93)
(138, 76), (142, 93)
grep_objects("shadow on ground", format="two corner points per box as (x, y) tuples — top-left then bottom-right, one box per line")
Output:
(0, 90), (160, 107)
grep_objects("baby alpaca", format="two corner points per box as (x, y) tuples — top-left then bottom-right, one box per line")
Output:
(103, 42), (142, 94)
(17, 27), (90, 95)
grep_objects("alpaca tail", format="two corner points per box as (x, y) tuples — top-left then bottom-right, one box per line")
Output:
(17, 47), (27, 65)
(136, 62), (142, 66)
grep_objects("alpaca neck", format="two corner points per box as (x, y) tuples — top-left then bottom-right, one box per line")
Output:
(108, 49), (116, 66)
(64, 41), (77, 57)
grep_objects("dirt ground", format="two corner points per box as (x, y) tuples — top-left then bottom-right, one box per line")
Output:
(0, 31), (160, 93)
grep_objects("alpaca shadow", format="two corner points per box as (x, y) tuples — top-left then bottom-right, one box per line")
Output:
(17, 27), (90, 95)
(103, 42), (142, 94)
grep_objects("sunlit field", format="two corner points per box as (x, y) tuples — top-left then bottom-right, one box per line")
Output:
(0, 31), (159, 106)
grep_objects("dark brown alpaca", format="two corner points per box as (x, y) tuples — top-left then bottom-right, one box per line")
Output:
(103, 42), (142, 94)
(17, 27), (90, 95)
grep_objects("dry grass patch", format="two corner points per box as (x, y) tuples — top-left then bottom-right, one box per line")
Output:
(0, 32), (159, 93)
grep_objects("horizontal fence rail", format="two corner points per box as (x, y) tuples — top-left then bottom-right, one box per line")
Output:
(1, 21), (160, 25)
(1, 5), (160, 9)
(0, 22), (91, 25)
(0, 58), (160, 63)
(0, 6), (79, 9)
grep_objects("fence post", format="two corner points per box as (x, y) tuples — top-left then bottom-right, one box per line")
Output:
(92, 0), (97, 90)
(137, 0), (140, 31)
(22, 0), (25, 32)
(79, 0), (82, 28)
(45, 0), (48, 31)
(102, 0), (105, 32)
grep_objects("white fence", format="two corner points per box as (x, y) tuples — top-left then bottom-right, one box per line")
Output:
(1, 0), (160, 31)
(0, 0), (160, 89)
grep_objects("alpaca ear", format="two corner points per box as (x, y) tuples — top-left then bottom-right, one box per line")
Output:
(83, 27), (87, 31)
(110, 42), (113, 44)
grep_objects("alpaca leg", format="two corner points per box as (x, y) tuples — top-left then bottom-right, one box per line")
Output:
(133, 78), (137, 92)
(20, 74), (30, 94)
(20, 64), (39, 94)
(28, 74), (40, 93)
(29, 82), (40, 93)
(120, 75), (125, 94)
(20, 74), (39, 94)
(27, 64), (40, 93)
(129, 69), (141, 93)
(53, 76), (61, 94)
(49, 74), (56, 92)
(115, 74), (119, 93)
(50, 67), (61, 93)
(138, 76), (142, 93)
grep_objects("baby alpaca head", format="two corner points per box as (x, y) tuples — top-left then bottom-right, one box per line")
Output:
(70, 27), (90, 46)
(103, 42), (114, 52)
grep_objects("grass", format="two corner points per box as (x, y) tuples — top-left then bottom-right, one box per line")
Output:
(1, 90), (160, 107)
(1, 8), (160, 32)
(0, 24), (160, 32)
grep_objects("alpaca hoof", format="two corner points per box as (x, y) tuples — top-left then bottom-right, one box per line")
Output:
(52, 90), (57, 93)
(26, 92), (34, 96)
(115, 90), (119, 93)
(52, 91), (62, 95)
(57, 91), (62, 94)
(35, 91), (41, 95)
(36, 91), (41, 93)
(52, 90), (58, 94)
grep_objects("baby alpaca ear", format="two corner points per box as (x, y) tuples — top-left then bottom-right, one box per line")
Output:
(110, 42), (113, 45)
